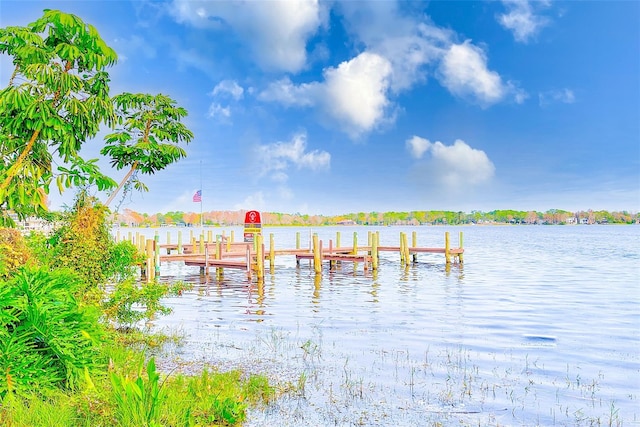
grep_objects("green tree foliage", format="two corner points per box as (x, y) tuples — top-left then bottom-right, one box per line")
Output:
(102, 93), (194, 208)
(0, 9), (118, 220)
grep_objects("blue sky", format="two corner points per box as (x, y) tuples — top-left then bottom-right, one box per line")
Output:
(2, 0), (639, 215)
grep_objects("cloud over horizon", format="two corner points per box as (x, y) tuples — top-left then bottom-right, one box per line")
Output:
(438, 41), (527, 106)
(406, 136), (496, 188)
(255, 132), (330, 182)
(260, 52), (393, 138)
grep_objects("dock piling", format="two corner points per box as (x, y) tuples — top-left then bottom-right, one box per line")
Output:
(313, 234), (322, 274)
(445, 232), (451, 264)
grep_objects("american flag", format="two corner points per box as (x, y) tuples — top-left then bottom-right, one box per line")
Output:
(192, 190), (202, 202)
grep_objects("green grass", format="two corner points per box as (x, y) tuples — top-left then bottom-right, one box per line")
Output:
(0, 345), (275, 427)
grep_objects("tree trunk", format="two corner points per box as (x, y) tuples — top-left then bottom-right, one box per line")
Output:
(104, 162), (138, 207)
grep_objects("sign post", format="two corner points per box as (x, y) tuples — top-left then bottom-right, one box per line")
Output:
(243, 210), (262, 243)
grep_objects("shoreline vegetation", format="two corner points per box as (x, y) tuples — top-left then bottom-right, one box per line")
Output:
(0, 192), (276, 426)
(111, 208), (638, 227)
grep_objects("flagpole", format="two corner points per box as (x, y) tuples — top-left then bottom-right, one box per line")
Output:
(199, 160), (203, 231)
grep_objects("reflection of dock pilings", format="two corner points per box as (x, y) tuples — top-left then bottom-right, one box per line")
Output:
(119, 229), (464, 283)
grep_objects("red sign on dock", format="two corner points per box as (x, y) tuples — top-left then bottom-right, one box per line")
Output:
(244, 210), (262, 242)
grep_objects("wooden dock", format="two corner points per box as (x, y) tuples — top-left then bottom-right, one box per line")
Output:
(115, 229), (464, 282)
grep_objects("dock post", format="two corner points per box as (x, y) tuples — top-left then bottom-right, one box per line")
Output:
(145, 239), (154, 283)
(204, 244), (210, 276)
(399, 232), (405, 265)
(245, 245), (252, 280)
(269, 233), (275, 270)
(199, 233), (205, 254)
(296, 232), (301, 266)
(445, 232), (451, 264)
(207, 230), (213, 243)
(412, 231), (417, 263)
(313, 234), (322, 274)
(367, 231), (372, 254)
(404, 233), (410, 266)
(458, 231), (464, 264)
(216, 237), (223, 278)
(154, 233), (160, 276)
(191, 236), (196, 254)
(256, 233), (264, 280)
(177, 231), (182, 254)
(328, 240), (335, 269)
(336, 231), (341, 249)
(371, 232), (378, 270)
(128, 231), (133, 243)
(352, 232), (358, 255)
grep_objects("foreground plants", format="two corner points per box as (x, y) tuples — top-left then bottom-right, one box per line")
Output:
(0, 352), (275, 427)
(0, 266), (103, 397)
(0, 193), (275, 425)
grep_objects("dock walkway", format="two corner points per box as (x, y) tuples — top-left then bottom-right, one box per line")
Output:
(115, 230), (464, 282)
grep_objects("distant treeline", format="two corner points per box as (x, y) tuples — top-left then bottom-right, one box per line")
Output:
(112, 208), (639, 227)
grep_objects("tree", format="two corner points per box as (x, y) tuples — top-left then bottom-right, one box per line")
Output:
(101, 93), (194, 208)
(0, 9), (118, 223)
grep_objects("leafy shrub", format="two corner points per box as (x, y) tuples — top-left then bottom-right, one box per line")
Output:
(50, 191), (113, 289)
(105, 240), (144, 282)
(0, 228), (33, 278)
(0, 266), (105, 398)
(24, 231), (54, 268)
(102, 279), (192, 330)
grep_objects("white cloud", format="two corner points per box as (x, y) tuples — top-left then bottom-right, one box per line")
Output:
(212, 80), (244, 100)
(207, 103), (231, 119)
(234, 191), (266, 211)
(406, 135), (430, 159)
(321, 52), (392, 137)
(498, 0), (551, 43)
(112, 35), (157, 62)
(255, 132), (330, 181)
(337, 2), (452, 92)
(406, 136), (495, 188)
(170, 0), (325, 72)
(259, 77), (318, 107)
(259, 52), (393, 138)
(539, 88), (575, 106)
(438, 41), (525, 106)
(207, 80), (245, 121)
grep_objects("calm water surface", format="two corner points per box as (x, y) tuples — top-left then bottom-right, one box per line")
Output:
(120, 225), (640, 426)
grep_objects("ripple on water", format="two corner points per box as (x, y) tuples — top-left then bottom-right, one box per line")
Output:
(131, 225), (640, 426)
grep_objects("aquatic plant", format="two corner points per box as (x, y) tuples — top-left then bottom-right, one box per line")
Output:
(102, 279), (192, 330)
(110, 358), (165, 427)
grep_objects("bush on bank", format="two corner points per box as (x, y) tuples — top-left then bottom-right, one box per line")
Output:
(0, 192), (275, 426)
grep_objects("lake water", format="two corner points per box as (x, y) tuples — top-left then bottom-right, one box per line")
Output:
(119, 225), (640, 426)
